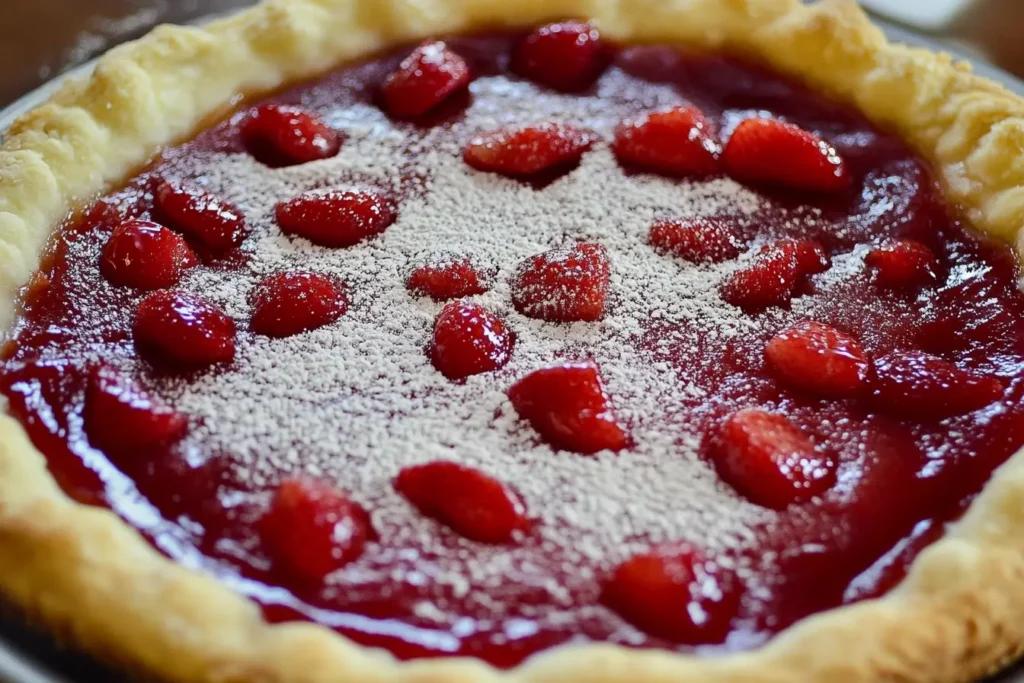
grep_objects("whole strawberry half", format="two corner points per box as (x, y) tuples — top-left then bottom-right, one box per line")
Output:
(431, 301), (514, 380)
(511, 242), (610, 322)
(395, 460), (531, 543)
(765, 320), (870, 398)
(276, 189), (396, 248)
(153, 179), (248, 257)
(508, 361), (629, 455)
(381, 40), (472, 118)
(613, 105), (720, 177)
(240, 104), (341, 167)
(511, 21), (605, 92)
(133, 291), (236, 369)
(250, 272), (348, 338)
(100, 219), (197, 289)
(712, 408), (835, 509)
(261, 477), (375, 582)
(464, 123), (596, 178)
(83, 364), (188, 454)
(603, 544), (743, 644)
(649, 216), (742, 264)
(865, 239), (939, 289)
(407, 257), (488, 301)
(723, 118), (849, 194)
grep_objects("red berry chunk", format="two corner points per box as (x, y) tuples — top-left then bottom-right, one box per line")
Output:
(648, 217), (741, 264)
(603, 545), (742, 644)
(261, 478), (374, 582)
(240, 104), (341, 167)
(381, 40), (471, 118)
(512, 21), (604, 92)
(133, 291), (236, 369)
(431, 301), (514, 380)
(865, 239), (939, 289)
(100, 219), (197, 289)
(464, 123), (595, 178)
(612, 106), (720, 177)
(713, 408), (835, 509)
(723, 118), (849, 193)
(154, 179), (247, 256)
(407, 258), (487, 301)
(250, 272), (348, 338)
(508, 361), (629, 455)
(719, 238), (828, 312)
(871, 350), (1004, 419)
(276, 189), (396, 248)
(83, 364), (188, 454)
(395, 461), (530, 543)
(766, 321), (870, 398)
(511, 242), (610, 322)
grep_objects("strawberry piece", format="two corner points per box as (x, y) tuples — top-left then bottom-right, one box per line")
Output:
(154, 179), (248, 256)
(431, 301), (514, 380)
(133, 291), (236, 369)
(381, 40), (471, 118)
(712, 408), (835, 509)
(463, 123), (595, 178)
(511, 243), (610, 322)
(648, 217), (741, 264)
(512, 21), (604, 92)
(395, 461), (530, 543)
(720, 239), (828, 312)
(261, 477), (374, 582)
(508, 361), (629, 454)
(603, 544), (742, 644)
(83, 365), (188, 454)
(871, 350), (1004, 419)
(100, 219), (197, 289)
(276, 189), (396, 248)
(865, 239), (939, 289)
(723, 118), (849, 193)
(250, 272), (348, 338)
(765, 321), (870, 398)
(612, 106), (720, 177)
(240, 104), (341, 167)
(407, 258), (487, 301)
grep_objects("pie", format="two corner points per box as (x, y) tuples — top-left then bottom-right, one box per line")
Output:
(1, 0), (1024, 681)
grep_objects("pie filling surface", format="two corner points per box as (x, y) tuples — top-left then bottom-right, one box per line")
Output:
(3, 25), (1024, 667)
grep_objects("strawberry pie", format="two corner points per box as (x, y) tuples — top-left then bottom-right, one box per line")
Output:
(1, 2), (1024, 682)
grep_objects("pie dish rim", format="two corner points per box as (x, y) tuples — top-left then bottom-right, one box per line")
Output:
(2, 0), (1024, 681)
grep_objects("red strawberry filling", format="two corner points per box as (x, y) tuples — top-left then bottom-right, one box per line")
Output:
(603, 545), (743, 644)
(871, 351), (1004, 419)
(712, 409), (836, 510)
(612, 106), (720, 177)
(508, 362), (629, 454)
(261, 478), (374, 582)
(407, 258), (488, 301)
(464, 123), (595, 178)
(153, 179), (247, 256)
(250, 272), (348, 338)
(100, 219), (197, 289)
(512, 21), (604, 92)
(276, 189), (396, 248)
(723, 118), (849, 193)
(395, 461), (531, 543)
(133, 291), (236, 369)
(84, 365), (188, 454)
(381, 40), (472, 118)
(511, 243), (610, 322)
(765, 321), (870, 398)
(431, 301), (514, 380)
(240, 104), (342, 167)
(649, 217), (742, 264)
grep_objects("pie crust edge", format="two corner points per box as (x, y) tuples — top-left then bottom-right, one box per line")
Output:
(1, 0), (1024, 681)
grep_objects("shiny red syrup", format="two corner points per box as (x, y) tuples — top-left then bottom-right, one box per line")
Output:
(4, 29), (1024, 668)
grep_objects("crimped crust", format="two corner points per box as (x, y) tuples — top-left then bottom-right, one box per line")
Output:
(1, 0), (1023, 681)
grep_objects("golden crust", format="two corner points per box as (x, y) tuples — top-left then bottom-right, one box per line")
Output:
(1, 0), (1024, 681)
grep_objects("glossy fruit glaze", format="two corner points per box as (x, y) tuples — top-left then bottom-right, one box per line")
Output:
(3, 29), (1024, 667)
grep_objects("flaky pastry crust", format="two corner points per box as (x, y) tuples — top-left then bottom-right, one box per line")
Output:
(1, 0), (1023, 681)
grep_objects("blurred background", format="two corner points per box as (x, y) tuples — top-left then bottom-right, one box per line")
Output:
(0, 0), (1022, 109)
